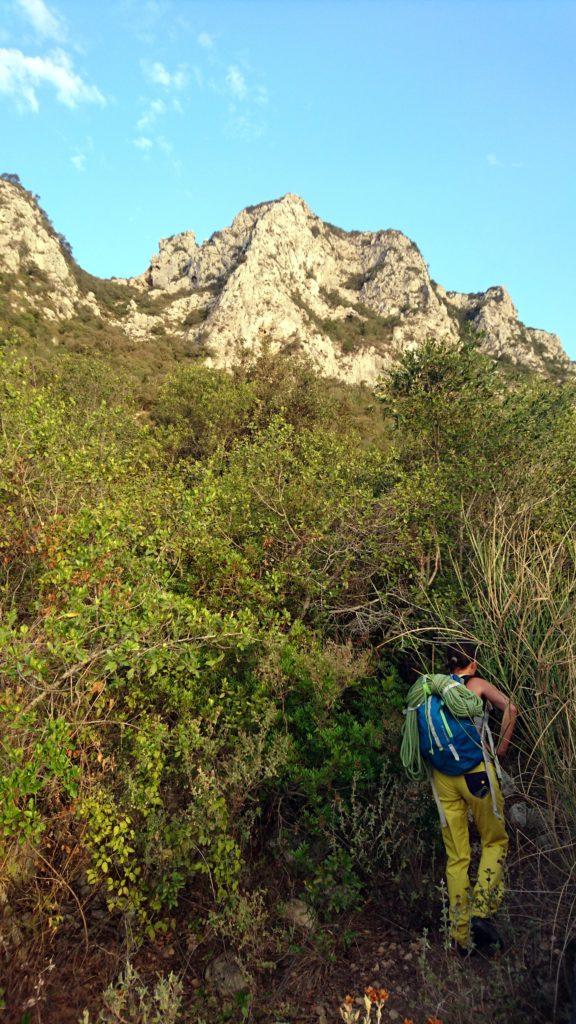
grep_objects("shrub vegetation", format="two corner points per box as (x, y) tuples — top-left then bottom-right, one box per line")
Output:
(0, 331), (575, 1022)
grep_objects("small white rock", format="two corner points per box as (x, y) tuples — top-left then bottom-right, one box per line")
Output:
(279, 897), (317, 931)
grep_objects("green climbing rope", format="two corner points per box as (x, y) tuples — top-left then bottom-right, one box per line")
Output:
(400, 674), (484, 782)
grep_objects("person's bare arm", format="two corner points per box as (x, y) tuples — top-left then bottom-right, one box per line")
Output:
(466, 677), (518, 758)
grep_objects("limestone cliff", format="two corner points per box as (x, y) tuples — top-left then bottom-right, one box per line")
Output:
(0, 177), (569, 382)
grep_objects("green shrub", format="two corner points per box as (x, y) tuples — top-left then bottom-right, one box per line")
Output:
(1, 336), (575, 1021)
(80, 962), (184, 1024)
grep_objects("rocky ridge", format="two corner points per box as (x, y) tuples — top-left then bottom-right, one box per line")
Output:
(0, 176), (569, 383)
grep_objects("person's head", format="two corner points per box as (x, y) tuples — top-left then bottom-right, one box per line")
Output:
(445, 640), (478, 676)
(397, 650), (426, 687)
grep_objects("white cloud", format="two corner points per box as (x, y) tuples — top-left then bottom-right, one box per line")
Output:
(0, 47), (105, 111)
(190, 43), (268, 139)
(486, 152), (524, 170)
(145, 60), (187, 90)
(137, 97), (165, 130)
(226, 64), (247, 100)
(71, 152), (86, 171)
(149, 61), (170, 86)
(132, 133), (182, 174)
(16, 0), (64, 41)
(197, 32), (213, 49)
(226, 109), (265, 141)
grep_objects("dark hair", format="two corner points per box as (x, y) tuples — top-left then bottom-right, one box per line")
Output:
(446, 640), (478, 673)
(397, 651), (426, 687)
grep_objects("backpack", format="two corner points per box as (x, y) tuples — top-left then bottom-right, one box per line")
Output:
(416, 674), (484, 775)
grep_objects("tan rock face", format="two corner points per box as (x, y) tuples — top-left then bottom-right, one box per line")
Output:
(133, 193), (568, 379)
(0, 178), (80, 318)
(359, 230), (455, 341)
(144, 231), (199, 291)
(0, 179), (569, 381)
(443, 285), (566, 370)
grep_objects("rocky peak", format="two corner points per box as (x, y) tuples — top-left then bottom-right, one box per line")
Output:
(145, 231), (198, 291)
(0, 177), (81, 317)
(135, 193), (316, 294)
(0, 177), (570, 383)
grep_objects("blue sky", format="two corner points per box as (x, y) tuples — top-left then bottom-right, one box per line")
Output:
(1, 0), (575, 355)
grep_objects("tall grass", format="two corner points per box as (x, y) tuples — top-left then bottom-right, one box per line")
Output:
(450, 509), (576, 822)
(431, 506), (576, 985)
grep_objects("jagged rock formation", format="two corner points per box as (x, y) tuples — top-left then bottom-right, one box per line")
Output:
(0, 177), (81, 319)
(0, 177), (569, 383)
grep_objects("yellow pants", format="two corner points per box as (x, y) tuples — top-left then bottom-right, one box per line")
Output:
(432, 761), (508, 946)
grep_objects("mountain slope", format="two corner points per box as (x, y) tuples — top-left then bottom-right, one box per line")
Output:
(0, 176), (569, 382)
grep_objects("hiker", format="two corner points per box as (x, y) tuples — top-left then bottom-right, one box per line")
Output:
(400, 641), (518, 954)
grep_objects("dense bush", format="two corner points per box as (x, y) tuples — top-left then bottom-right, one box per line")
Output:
(1, 338), (576, 1021)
